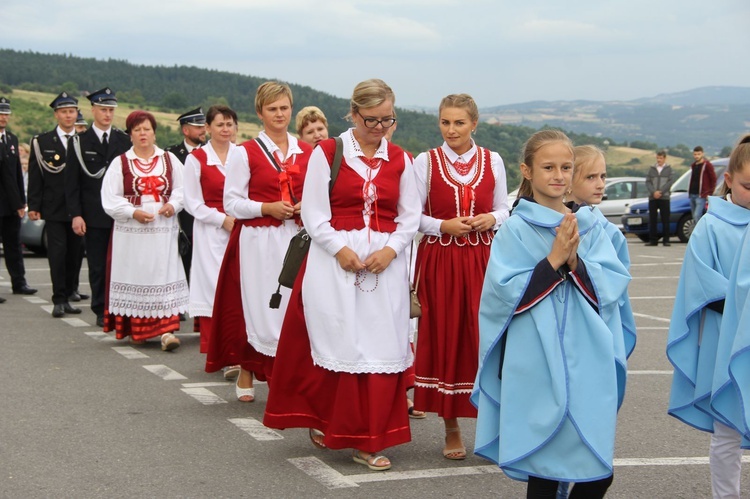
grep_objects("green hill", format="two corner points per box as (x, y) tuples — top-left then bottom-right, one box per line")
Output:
(0, 48), (622, 189)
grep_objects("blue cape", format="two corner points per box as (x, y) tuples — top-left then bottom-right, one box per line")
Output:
(471, 199), (631, 482)
(711, 215), (750, 441)
(592, 206), (637, 362)
(668, 197), (750, 434)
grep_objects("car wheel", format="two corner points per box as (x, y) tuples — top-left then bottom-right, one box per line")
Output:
(677, 214), (694, 243)
(637, 234), (649, 242)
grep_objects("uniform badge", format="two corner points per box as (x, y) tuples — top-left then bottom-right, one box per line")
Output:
(54, 154), (60, 161)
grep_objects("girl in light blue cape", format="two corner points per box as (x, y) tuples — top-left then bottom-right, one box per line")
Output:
(472, 131), (630, 499)
(670, 135), (750, 499)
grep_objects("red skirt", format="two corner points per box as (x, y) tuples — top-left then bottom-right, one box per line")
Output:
(198, 316), (211, 354)
(104, 314), (180, 341)
(264, 259), (411, 453)
(204, 224), (272, 382)
(412, 239), (490, 419)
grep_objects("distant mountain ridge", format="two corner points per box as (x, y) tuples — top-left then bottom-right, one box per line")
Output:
(479, 86), (750, 153)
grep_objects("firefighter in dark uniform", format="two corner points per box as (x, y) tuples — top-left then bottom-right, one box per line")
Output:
(65, 87), (131, 327)
(74, 111), (88, 134)
(165, 107), (206, 292)
(27, 92), (85, 317)
(0, 97), (37, 303)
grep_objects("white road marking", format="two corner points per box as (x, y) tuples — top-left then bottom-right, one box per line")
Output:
(175, 332), (200, 338)
(181, 387), (227, 405)
(288, 457), (359, 489)
(635, 254), (666, 259)
(629, 370), (672, 375)
(634, 312), (671, 323)
(41, 305), (54, 314)
(630, 296), (674, 300)
(636, 327), (669, 330)
(292, 457), (750, 489)
(182, 382), (232, 388)
(112, 346), (149, 359)
(24, 296), (47, 304)
(143, 364), (187, 381)
(229, 417), (284, 441)
(631, 276), (679, 280)
(84, 331), (116, 342)
(61, 318), (89, 327)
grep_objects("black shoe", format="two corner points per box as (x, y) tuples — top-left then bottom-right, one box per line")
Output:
(13, 285), (38, 295)
(0, 296), (6, 304)
(663, 241), (671, 246)
(96, 315), (104, 328)
(179, 313), (187, 322)
(69, 291), (82, 302)
(52, 304), (65, 318)
(78, 292), (90, 300)
(62, 303), (82, 314)
(645, 242), (658, 246)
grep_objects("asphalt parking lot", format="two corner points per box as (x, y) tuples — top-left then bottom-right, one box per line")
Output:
(0, 236), (746, 498)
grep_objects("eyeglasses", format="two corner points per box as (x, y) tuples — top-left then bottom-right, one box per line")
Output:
(358, 113), (397, 129)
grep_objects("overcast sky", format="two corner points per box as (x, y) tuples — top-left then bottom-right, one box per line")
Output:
(2, 0), (748, 109)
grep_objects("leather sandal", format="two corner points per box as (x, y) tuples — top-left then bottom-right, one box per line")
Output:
(406, 399), (426, 419)
(443, 427), (467, 460)
(352, 450), (391, 471)
(309, 428), (326, 449)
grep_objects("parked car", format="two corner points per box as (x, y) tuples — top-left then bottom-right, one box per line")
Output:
(621, 158), (728, 242)
(506, 177), (647, 230)
(599, 177), (648, 229)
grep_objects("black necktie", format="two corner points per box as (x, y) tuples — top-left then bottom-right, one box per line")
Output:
(63, 134), (71, 150)
(102, 132), (108, 148)
(1, 134), (5, 145)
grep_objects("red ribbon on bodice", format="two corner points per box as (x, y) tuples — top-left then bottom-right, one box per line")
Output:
(136, 175), (167, 201)
(459, 185), (475, 217)
(278, 163), (300, 204)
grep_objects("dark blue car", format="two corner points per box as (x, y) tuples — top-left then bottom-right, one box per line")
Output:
(621, 158), (727, 242)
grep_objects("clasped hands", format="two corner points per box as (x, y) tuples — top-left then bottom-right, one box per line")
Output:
(547, 213), (579, 272)
(440, 213), (496, 237)
(336, 246), (396, 275)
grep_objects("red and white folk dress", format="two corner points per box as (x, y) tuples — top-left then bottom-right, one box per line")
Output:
(263, 130), (421, 452)
(183, 141), (236, 352)
(205, 132), (311, 381)
(100, 147), (190, 340)
(412, 142), (509, 418)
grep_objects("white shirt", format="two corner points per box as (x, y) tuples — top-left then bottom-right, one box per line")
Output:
(184, 141), (235, 227)
(56, 126), (75, 150)
(91, 124), (112, 143)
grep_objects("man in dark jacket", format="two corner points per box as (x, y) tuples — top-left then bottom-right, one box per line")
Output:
(688, 146), (717, 224)
(28, 92), (85, 317)
(65, 87), (131, 327)
(0, 97), (37, 302)
(645, 151), (675, 246)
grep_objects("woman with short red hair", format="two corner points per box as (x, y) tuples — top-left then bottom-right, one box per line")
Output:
(101, 110), (189, 351)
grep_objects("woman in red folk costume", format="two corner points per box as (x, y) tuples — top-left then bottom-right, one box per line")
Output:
(182, 106), (237, 357)
(412, 94), (509, 459)
(101, 110), (189, 351)
(206, 82), (311, 402)
(264, 79), (421, 471)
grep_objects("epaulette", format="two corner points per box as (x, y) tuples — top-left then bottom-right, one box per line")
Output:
(112, 127), (129, 136)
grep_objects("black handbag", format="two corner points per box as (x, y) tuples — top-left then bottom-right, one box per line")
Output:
(269, 137), (343, 309)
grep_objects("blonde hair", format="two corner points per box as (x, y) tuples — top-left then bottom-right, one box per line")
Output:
(255, 81), (293, 115)
(518, 129), (574, 198)
(439, 94), (479, 123)
(347, 79), (395, 120)
(572, 145), (605, 186)
(720, 133), (750, 197)
(295, 106), (328, 136)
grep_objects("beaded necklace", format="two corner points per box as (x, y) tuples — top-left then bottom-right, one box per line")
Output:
(133, 156), (160, 175)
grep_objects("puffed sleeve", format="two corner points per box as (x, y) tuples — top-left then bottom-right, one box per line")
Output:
(223, 146), (263, 219)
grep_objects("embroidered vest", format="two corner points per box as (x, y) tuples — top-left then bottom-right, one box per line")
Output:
(120, 152), (173, 206)
(425, 146), (495, 246)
